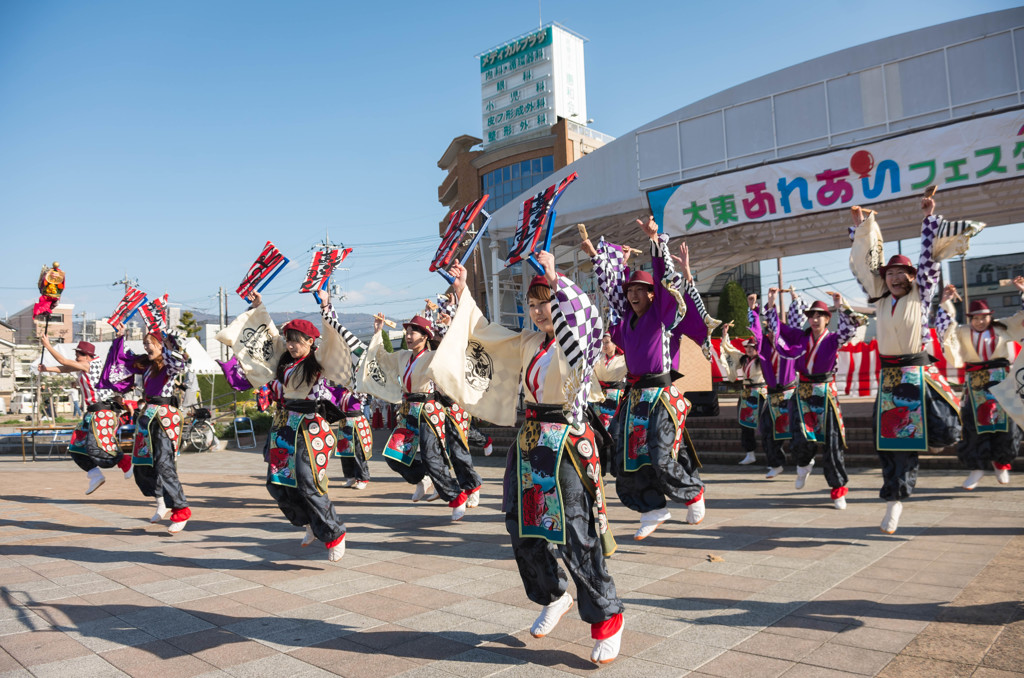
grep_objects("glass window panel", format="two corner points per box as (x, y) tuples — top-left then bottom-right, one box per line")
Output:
(543, 156), (553, 172)
(532, 158), (541, 173)
(503, 166), (510, 181)
(512, 178), (521, 193)
(511, 164), (520, 179)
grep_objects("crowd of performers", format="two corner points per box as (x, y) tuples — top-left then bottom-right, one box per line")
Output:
(36, 194), (1024, 666)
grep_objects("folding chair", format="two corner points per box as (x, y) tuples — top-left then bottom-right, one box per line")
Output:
(234, 417), (256, 450)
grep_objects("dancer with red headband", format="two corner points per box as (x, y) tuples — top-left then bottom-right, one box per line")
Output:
(849, 197), (961, 534)
(719, 318), (766, 466)
(936, 277), (1024, 490)
(360, 310), (482, 522)
(218, 290), (356, 561)
(99, 324), (193, 533)
(767, 288), (866, 509)
(37, 333), (133, 494)
(583, 216), (714, 540)
(431, 253), (623, 665)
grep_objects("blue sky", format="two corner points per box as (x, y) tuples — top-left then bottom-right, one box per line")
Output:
(1, 0), (1020, 323)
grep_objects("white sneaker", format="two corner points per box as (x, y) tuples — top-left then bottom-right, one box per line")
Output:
(467, 488), (480, 508)
(123, 466), (133, 480)
(881, 501), (903, 534)
(150, 497), (171, 523)
(795, 461), (814, 489)
(328, 536), (345, 562)
(342, 477), (356, 488)
(765, 466), (783, 479)
(591, 624), (624, 664)
(425, 489), (440, 502)
(834, 496), (847, 510)
(738, 451), (757, 465)
(634, 508), (671, 540)
(85, 468), (106, 495)
(993, 463), (1010, 485)
(530, 592), (573, 638)
(353, 481), (368, 490)
(167, 519), (187, 534)
(963, 469), (985, 490)
(301, 526), (316, 547)
(685, 497), (705, 525)
(411, 477), (434, 502)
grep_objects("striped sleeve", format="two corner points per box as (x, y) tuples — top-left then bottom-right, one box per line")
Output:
(321, 302), (366, 353)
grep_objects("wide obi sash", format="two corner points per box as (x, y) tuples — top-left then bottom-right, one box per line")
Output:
(877, 353), (961, 452)
(964, 359), (1011, 434)
(383, 392), (445, 466)
(766, 382), (796, 441)
(738, 384), (765, 429)
(334, 411), (374, 459)
(621, 374), (690, 473)
(268, 408), (335, 493)
(70, 407), (120, 457)
(133, 403), (183, 466)
(514, 404), (616, 557)
(794, 376), (845, 446)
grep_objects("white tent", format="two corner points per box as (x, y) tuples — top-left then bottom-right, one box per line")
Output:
(44, 337), (222, 375)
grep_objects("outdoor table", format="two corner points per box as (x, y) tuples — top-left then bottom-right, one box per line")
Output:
(18, 426), (76, 462)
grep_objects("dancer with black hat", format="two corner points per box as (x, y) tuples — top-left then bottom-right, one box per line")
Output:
(767, 289), (866, 508)
(937, 277), (1024, 490)
(849, 197), (962, 534)
(430, 253), (624, 665)
(719, 318), (766, 466)
(360, 311), (482, 521)
(37, 333), (133, 494)
(582, 216), (714, 540)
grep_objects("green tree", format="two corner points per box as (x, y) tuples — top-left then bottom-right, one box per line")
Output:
(178, 311), (201, 338)
(715, 280), (751, 337)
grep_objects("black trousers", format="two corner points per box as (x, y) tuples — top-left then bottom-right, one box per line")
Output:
(133, 428), (188, 511)
(957, 402), (1022, 470)
(267, 439), (345, 544)
(505, 449), (623, 625)
(609, 400), (703, 514)
(447, 418), (483, 493)
(740, 426), (757, 454)
(788, 398), (848, 491)
(758, 400), (789, 468)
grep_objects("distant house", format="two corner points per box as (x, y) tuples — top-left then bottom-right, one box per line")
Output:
(0, 319), (15, 413)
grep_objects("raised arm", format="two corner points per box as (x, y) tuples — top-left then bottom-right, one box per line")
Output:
(785, 289), (808, 329)
(917, 197), (942, 304)
(320, 298), (366, 354)
(848, 207), (887, 300)
(832, 292), (867, 346)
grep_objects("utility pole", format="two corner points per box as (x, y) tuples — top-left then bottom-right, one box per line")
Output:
(218, 286), (226, 360)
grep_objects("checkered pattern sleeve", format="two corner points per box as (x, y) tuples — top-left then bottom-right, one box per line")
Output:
(764, 304), (779, 341)
(592, 238), (628, 320)
(550, 276), (603, 426)
(836, 306), (867, 346)
(786, 293), (808, 329)
(934, 302), (955, 343)
(88, 360), (116, 403)
(321, 303), (366, 353)
(310, 377), (332, 401)
(917, 215), (942, 304)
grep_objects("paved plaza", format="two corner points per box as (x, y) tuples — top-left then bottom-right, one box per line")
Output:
(0, 447), (1021, 678)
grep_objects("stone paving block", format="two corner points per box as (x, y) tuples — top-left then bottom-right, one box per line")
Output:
(799, 641), (895, 676)
(672, 622), (758, 649)
(875, 654), (976, 677)
(222, 653), (337, 678)
(697, 649), (794, 677)
(25, 653), (129, 678)
(0, 628), (92, 666)
(62, 615), (158, 652)
(734, 630), (825, 661)
(636, 637), (725, 670)
(117, 606), (214, 640)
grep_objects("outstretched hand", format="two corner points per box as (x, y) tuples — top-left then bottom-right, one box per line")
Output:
(747, 293), (758, 310)
(636, 215), (659, 240)
(450, 259), (468, 299)
(373, 314), (385, 333)
(829, 291), (843, 310)
(921, 196), (935, 216)
(941, 284), (961, 304)
(1013, 276), (1024, 294)
(249, 291), (263, 309)
(536, 250), (558, 286)
(670, 242), (692, 282)
(580, 238), (597, 258)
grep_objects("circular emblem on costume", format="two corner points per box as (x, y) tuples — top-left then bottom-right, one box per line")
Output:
(425, 403), (435, 413)
(306, 413), (316, 420)
(577, 439), (594, 458)
(161, 417), (171, 427)
(677, 400), (686, 412)
(669, 386), (679, 397)
(430, 415), (439, 425)
(315, 452), (327, 466)
(172, 414), (181, 424)
(325, 434), (335, 448)
(309, 423), (320, 435)
(317, 468), (326, 483)
(311, 437), (324, 451)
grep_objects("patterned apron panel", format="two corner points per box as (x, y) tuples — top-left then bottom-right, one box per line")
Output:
(516, 419), (570, 546)
(70, 410), (120, 457)
(132, 405), (162, 466)
(967, 367), (1010, 434)
(598, 388), (623, 430)
(738, 387), (763, 429)
(301, 413), (335, 495)
(334, 414), (374, 459)
(268, 412), (305, 488)
(445, 402), (471, 449)
(622, 384), (688, 473)
(877, 365), (927, 452)
(794, 380), (846, 446)
(767, 388), (795, 441)
(383, 401), (423, 466)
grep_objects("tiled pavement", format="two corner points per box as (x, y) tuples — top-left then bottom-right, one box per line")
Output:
(1, 448), (1022, 677)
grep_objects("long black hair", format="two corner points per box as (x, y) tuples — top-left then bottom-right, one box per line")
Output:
(276, 329), (322, 387)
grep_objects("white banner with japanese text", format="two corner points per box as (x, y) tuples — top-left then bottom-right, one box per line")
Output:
(648, 110), (1024, 235)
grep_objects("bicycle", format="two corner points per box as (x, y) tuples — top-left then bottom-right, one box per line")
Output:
(181, 406), (216, 452)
